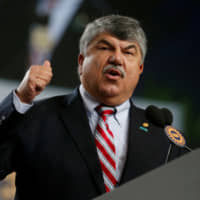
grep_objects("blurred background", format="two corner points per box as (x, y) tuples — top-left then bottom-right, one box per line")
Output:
(0, 0), (199, 199)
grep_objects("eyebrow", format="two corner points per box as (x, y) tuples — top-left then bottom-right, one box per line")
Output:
(96, 39), (113, 47)
(96, 39), (137, 51)
(124, 44), (137, 51)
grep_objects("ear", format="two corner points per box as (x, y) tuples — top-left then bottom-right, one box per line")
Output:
(78, 54), (84, 75)
(139, 64), (144, 74)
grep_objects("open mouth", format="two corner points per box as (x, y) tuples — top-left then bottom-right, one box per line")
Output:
(103, 68), (122, 80)
(106, 68), (121, 77)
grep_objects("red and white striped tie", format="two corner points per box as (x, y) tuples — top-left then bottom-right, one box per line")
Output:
(95, 105), (117, 192)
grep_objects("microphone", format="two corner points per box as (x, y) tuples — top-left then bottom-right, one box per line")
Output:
(145, 105), (192, 162)
(145, 105), (173, 128)
(161, 108), (173, 126)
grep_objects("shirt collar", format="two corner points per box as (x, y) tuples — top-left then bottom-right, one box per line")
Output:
(79, 84), (99, 117)
(79, 84), (130, 118)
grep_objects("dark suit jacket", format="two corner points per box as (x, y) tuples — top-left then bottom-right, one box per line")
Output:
(0, 89), (187, 200)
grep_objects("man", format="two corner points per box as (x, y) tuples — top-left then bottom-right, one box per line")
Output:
(0, 15), (186, 200)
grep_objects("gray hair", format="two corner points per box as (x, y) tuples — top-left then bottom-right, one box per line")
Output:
(79, 15), (147, 63)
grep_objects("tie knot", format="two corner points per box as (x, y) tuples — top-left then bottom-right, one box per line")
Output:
(95, 105), (115, 117)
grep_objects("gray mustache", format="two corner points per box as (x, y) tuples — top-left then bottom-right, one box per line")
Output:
(103, 65), (126, 78)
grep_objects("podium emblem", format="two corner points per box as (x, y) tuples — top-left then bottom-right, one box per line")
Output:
(165, 126), (186, 147)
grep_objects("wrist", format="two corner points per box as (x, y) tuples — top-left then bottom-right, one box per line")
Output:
(15, 89), (33, 104)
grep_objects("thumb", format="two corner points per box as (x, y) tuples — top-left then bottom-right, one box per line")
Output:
(43, 60), (51, 67)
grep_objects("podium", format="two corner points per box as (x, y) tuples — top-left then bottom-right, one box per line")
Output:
(94, 149), (200, 200)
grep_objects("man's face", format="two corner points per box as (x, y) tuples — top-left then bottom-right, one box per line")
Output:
(78, 33), (144, 106)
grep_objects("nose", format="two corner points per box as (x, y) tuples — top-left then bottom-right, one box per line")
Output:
(108, 50), (123, 66)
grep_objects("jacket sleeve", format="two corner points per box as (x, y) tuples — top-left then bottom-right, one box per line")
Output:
(0, 92), (15, 127)
(0, 92), (24, 180)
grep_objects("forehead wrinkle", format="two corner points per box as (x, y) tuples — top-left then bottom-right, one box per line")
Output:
(96, 38), (136, 50)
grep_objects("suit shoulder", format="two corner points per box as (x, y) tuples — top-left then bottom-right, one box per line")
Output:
(131, 103), (146, 119)
(27, 92), (74, 115)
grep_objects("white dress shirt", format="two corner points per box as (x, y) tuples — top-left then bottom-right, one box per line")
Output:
(13, 91), (33, 114)
(13, 85), (130, 181)
(79, 85), (130, 181)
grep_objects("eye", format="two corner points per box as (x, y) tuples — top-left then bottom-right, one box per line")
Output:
(98, 46), (109, 50)
(125, 51), (134, 55)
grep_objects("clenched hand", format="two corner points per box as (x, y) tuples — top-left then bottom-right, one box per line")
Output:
(16, 60), (53, 104)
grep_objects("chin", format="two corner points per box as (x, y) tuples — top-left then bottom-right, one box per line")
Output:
(100, 87), (120, 97)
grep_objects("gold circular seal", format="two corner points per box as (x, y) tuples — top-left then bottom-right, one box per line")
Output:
(165, 125), (186, 147)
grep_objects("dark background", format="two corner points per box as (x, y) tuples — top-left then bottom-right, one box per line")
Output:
(0, 0), (199, 148)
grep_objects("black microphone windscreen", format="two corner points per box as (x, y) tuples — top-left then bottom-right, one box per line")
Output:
(145, 105), (165, 128)
(161, 108), (173, 125)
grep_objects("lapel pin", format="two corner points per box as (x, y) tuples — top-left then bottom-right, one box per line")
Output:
(139, 122), (149, 132)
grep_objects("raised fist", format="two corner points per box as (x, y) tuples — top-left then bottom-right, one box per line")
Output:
(16, 60), (53, 103)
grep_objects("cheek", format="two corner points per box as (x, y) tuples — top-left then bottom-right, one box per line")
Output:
(81, 57), (101, 82)
(86, 55), (105, 76)
(126, 67), (141, 85)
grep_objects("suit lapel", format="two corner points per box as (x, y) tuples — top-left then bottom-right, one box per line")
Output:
(59, 89), (105, 193)
(119, 101), (150, 184)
